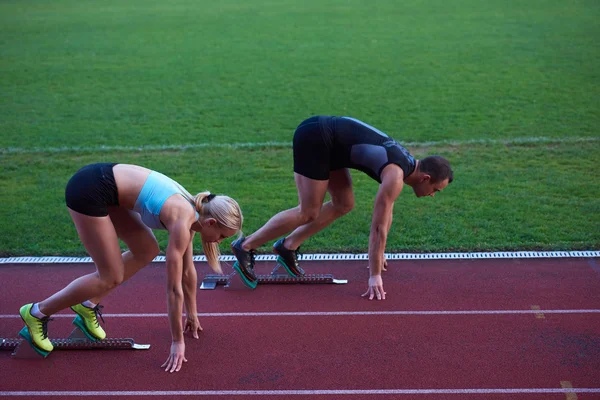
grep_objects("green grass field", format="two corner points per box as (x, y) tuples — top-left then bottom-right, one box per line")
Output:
(1, 0), (599, 256)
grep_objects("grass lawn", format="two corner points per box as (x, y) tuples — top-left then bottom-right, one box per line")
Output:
(1, 0), (598, 255)
(1, 140), (598, 256)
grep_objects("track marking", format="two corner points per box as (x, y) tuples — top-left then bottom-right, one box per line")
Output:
(1, 309), (599, 319)
(2, 136), (598, 155)
(561, 381), (578, 400)
(588, 258), (600, 277)
(531, 305), (545, 319)
(1, 250), (599, 264)
(0, 388), (598, 396)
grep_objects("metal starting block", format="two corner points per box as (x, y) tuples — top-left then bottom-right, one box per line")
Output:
(1, 322), (150, 359)
(200, 264), (348, 290)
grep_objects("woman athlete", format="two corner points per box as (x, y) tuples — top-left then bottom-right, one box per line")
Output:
(19, 163), (243, 372)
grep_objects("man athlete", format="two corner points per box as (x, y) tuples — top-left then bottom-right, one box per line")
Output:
(231, 115), (453, 299)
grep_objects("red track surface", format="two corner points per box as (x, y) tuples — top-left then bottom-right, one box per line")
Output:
(0, 257), (599, 399)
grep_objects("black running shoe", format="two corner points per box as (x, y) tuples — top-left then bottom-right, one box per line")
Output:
(273, 238), (306, 277)
(231, 237), (258, 288)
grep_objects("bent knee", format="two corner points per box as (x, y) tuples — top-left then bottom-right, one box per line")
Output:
(333, 199), (354, 216)
(132, 240), (160, 266)
(99, 273), (124, 290)
(299, 208), (320, 224)
(141, 241), (160, 264)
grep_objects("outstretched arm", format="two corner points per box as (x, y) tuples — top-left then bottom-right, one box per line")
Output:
(362, 165), (404, 300)
(162, 220), (191, 372)
(182, 232), (202, 338)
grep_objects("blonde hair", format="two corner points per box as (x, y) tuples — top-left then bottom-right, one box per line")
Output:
(191, 191), (243, 274)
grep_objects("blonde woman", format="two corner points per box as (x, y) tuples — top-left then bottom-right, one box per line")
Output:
(19, 163), (243, 373)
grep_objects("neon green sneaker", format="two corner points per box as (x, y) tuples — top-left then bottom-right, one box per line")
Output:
(70, 303), (106, 340)
(19, 303), (53, 353)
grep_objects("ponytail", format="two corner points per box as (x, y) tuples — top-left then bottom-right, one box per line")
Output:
(192, 191), (243, 274)
(193, 191), (213, 217)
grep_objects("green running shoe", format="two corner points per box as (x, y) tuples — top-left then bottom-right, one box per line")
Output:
(70, 303), (106, 340)
(19, 303), (53, 353)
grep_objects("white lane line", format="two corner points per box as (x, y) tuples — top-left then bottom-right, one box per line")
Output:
(0, 388), (599, 396)
(2, 136), (598, 155)
(1, 309), (599, 319)
(1, 250), (599, 264)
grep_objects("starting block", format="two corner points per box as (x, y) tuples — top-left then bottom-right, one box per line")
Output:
(1, 318), (150, 359)
(200, 263), (348, 290)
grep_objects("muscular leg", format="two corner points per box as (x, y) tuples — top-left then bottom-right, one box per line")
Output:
(37, 209), (125, 316)
(89, 208), (160, 304)
(284, 169), (354, 250)
(243, 173), (329, 250)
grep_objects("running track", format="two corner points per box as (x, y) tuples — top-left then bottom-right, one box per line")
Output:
(0, 257), (599, 399)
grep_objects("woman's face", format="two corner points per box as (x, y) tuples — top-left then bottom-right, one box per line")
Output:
(196, 219), (237, 243)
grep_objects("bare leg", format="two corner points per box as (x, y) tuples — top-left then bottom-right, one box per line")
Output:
(37, 209), (124, 316)
(243, 173), (329, 250)
(285, 169), (355, 249)
(90, 208), (160, 304)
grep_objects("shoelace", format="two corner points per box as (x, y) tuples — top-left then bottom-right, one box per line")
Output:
(248, 249), (257, 269)
(92, 304), (105, 327)
(39, 317), (53, 340)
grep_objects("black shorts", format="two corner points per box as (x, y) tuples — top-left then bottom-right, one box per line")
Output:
(293, 116), (335, 180)
(65, 163), (119, 217)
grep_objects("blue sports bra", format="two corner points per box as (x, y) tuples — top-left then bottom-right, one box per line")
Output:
(132, 171), (199, 230)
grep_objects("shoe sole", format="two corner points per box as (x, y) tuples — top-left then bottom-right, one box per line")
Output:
(275, 254), (305, 277)
(18, 326), (51, 357)
(232, 261), (258, 289)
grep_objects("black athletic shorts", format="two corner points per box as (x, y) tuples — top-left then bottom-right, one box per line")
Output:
(293, 116), (335, 180)
(65, 163), (119, 217)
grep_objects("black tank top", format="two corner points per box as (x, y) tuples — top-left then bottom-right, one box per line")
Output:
(318, 116), (416, 183)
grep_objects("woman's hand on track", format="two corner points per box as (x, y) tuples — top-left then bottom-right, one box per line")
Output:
(183, 316), (203, 339)
(161, 341), (187, 372)
(366, 257), (388, 271)
(361, 274), (386, 300)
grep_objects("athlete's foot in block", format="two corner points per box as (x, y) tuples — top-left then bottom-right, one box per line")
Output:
(231, 237), (258, 288)
(19, 303), (54, 352)
(273, 238), (306, 277)
(71, 303), (106, 340)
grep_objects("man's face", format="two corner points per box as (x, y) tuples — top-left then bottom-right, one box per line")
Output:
(413, 177), (450, 198)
